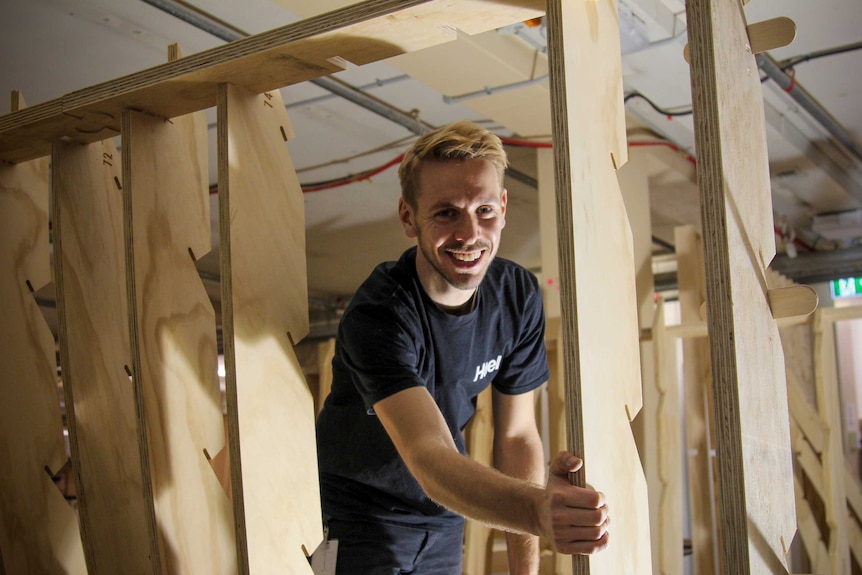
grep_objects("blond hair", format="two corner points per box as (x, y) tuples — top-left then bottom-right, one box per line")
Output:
(398, 120), (508, 207)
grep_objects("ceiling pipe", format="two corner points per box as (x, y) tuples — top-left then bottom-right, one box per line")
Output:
(757, 52), (862, 164)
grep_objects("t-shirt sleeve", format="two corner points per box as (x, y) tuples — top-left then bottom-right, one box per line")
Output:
(492, 275), (550, 395)
(337, 301), (425, 410)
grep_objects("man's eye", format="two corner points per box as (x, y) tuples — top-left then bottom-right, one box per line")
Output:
(435, 209), (455, 218)
(478, 206), (496, 217)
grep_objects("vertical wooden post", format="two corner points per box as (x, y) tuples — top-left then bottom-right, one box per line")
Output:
(546, 1), (652, 572)
(675, 225), (720, 574)
(814, 310), (851, 573)
(123, 107), (236, 572)
(463, 386), (495, 575)
(218, 83), (322, 573)
(0, 93), (87, 573)
(52, 137), (156, 573)
(686, 0), (797, 571)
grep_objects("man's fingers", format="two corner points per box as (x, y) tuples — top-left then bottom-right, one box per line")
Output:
(553, 516), (611, 555)
(549, 451), (583, 477)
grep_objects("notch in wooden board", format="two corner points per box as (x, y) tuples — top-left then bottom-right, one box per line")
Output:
(683, 16), (796, 63)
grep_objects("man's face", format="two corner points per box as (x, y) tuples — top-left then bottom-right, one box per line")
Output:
(399, 158), (507, 303)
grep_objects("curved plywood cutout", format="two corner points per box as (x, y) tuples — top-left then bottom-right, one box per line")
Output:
(0, 137), (87, 572)
(52, 137), (157, 573)
(686, 0), (797, 571)
(218, 83), (321, 574)
(123, 109), (236, 572)
(546, 1), (651, 572)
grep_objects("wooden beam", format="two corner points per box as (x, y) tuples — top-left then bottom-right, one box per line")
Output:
(0, 94), (87, 572)
(0, 0), (543, 164)
(686, 0), (797, 570)
(546, 1), (650, 572)
(217, 83), (320, 573)
(52, 137), (156, 573)
(675, 225), (720, 575)
(123, 108), (236, 571)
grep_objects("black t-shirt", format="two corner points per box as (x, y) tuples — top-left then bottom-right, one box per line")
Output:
(316, 247), (550, 528)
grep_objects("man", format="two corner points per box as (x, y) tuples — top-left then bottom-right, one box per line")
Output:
(315, 120), (609, 574)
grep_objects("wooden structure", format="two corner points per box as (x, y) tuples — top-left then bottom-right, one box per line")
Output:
(0, 0), (818, 573)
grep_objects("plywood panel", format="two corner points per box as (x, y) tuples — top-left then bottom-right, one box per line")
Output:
(686, 0), (797, 571)
(545, 1), (650, 572)
(674, 225), (719, 575)
(0, 123), (87, 572)
(0, 0), (544, 164)
(652, 299), (684, 575)
(52, 138), (156, 573)
(218, 83), (321, 574)
(463, 387), (495, 575)
(123, 108), (236, 573)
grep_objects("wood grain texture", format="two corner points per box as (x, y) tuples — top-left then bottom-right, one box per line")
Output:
(462, 386), (495, 575)
(52, 137), (156, 574)
(0, 138), (87, 573)
(218, 83), (321, 574)
(546, 1), (650, 572)
(813, 310), (850, 574)
(123, 108), (236, 573)
(674, 225), (720, 575)
(0, 0), (543, 164)
(652, 299), (684, 575)
(686, 0), (797, 571)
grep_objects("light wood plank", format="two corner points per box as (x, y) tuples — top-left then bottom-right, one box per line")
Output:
(793, 477), (831, 574)
(0, 0), (543, 164)
(463, 386), (495, 575)
(218, 83), (321, 574)
(652, 298), (684, 575)
(0, 97), (87, 571)
(686, 0), (797, 570)
(123, 108), (236, 573)
(813, 310), (850, 574)
(674, 225), (720, 575)
(768, 285), (819, 320)
(546, 1), (649, 572)
(787, 370), (827, 456)
(52, 137), (156, 573)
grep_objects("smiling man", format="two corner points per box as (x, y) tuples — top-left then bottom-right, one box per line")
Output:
(315, 120), (609, 574)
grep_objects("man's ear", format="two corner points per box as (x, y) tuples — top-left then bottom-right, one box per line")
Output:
(500, 188), (508, 229)
(398, 197), (417, 238)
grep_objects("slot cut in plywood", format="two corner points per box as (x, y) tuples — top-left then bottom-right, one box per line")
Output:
(217, 83), (321, 574)
(686, 0), (797, 571)
(545, 1), (652, 573)
(123, 108), (236, 572)
(0, 93), (87, 573)
(52, 137), (156, 574)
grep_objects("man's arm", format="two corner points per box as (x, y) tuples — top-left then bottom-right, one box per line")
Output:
(373, 386), (610, 554)
(491, 387), (545, 575)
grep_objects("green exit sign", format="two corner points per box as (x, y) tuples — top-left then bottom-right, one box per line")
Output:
(832, 277), (862, 298)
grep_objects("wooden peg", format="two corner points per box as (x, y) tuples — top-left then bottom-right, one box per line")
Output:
(168, 42), (182, 62)
(683, 16), (796, 63)
(767, 284), (818, 320)
(10, 89), (25, 113)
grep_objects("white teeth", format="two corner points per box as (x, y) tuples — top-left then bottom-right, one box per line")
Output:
(451, 251), (481, 262)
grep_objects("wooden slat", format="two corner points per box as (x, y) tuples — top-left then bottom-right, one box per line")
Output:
(463, 387), (495, 575)
(0, 98), (87, 571)
(686, 0), (796, 570)
(675, 224), (720, 575)
(813, 310), (850, 574)
(768, 285), (819, 320)
(845, 462), (862, 524)
(787, 370), (827, 456)
(218, 83), (321, 574)
(546, 1), (649, 573)
(652, 298), (684, 575)
(794, 477), (831, 574)
(0, 0), (543, 164)
(123, 108), (236, 572)
(52, 137), (155, 573)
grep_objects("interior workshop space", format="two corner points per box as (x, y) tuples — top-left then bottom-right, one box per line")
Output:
(1, 0), (861, 573)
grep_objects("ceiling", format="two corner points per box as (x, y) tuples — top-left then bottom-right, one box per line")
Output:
(2, 0), (861, 330)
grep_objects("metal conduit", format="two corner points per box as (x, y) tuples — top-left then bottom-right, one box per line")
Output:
(757, 52), (862, 163)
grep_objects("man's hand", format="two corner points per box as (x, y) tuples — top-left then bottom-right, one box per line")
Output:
(539, 451), (610, 555)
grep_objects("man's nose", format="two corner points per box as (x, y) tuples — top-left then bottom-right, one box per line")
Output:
(454, 214), (481, 243)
